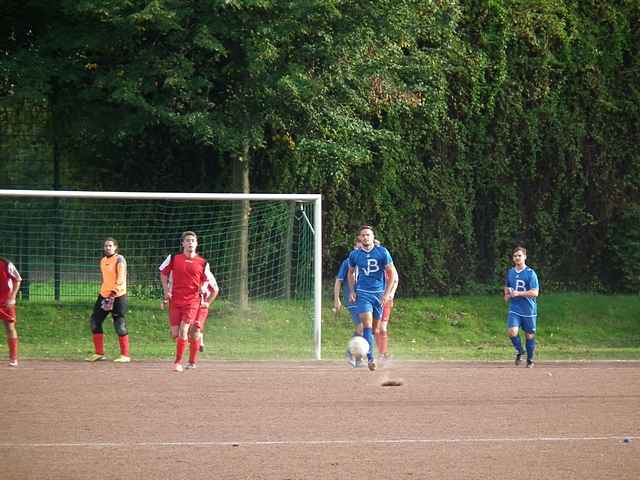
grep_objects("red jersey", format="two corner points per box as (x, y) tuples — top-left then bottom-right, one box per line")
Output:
(159, 253), (209, 307)
(0, 258), (22, 303)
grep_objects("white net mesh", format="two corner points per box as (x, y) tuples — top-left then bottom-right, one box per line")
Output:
(0, 196), (316, 305)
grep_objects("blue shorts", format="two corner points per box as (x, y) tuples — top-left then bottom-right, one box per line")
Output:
(351, 290), (383, 321)
(347, 305), (361, 325)
(507, 312), (537, 333)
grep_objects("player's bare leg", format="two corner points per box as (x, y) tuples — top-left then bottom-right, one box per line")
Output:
(174, 321), (190, 372)
(187, 325), (201, 369)
(4, 320), (18, 367)
(376, 319), (389, 360)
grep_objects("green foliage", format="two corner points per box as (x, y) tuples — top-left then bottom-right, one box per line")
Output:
(2, 0), (639, 293)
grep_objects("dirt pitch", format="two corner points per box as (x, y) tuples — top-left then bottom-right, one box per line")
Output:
(1, 360), (639, 480)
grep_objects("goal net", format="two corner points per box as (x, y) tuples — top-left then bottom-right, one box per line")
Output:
(0, 190), (323, 359)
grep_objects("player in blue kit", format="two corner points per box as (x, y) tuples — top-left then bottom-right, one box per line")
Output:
(335, 239), (364, 367)
(503, 246), (540, 368)
(348, 225), (398, 371)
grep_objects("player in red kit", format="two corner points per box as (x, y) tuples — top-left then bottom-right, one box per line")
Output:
(0, 257), (22, 367)
(159, 231), (215, 372)
(197, 273), (219, 352)
(161, 267), (219, 352)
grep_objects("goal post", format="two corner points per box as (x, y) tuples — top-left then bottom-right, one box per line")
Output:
(0, 189), (323, 360)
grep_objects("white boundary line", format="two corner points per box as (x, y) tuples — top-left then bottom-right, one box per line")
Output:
(2, 435), (636, 448)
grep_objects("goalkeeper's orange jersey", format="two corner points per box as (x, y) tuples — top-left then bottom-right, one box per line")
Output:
(100, 254), (127, 298)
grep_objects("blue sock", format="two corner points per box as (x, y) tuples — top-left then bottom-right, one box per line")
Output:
(526, 336), (536, 361)
(363, 327), (375, 362)
(510, 335), (523, 354)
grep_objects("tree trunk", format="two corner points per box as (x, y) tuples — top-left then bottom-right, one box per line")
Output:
(233, 141), (250, 310)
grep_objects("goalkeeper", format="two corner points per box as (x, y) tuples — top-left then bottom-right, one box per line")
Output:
(86, 238), (130, 363)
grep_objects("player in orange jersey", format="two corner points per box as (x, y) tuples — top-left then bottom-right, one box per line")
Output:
(0, 257), (22, 367)
(86, 238), (130, 363)
(375, 263), (399, 360)
(160, 231), (215, 372)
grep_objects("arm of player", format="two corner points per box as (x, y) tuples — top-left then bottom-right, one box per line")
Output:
(333, 279), (343, 311)
(113, 256), (127, 297)
(159, 255), (172, 304)
(503, 286), (512, 303)
(160, 272), (171, 303)
(347, 266), (357, 304)
(381, 263), (398, 306)
(200, 263), (220, 307)
(7, 279), (21, 307)
(511, 288), (539, 298)
(5, 262), (22, 306)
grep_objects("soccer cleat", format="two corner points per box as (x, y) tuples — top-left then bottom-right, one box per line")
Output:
(515, 352), (523, 366)
(173, 363), (184, 372)
(368, 360), (377, 371)
(185, 363), (197, 369)
(113, 355), (131, 363)
(8, 359), (18, 367)
(526, 360), (535, 368)
(86, 353), (107, 362)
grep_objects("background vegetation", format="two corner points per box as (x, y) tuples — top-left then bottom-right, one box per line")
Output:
(2, 0), (639, 295)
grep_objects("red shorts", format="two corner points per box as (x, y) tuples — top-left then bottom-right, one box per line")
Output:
(0, 305), (16, 322)
(168, 303), (201, 329)
(381, 300), (394, 323)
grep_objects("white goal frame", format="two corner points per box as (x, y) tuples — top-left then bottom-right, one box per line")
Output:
(0, 189), (324, 360)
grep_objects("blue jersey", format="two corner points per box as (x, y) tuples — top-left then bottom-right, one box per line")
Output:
(505, 266), (539, 317)
(348, 245), (393, 294)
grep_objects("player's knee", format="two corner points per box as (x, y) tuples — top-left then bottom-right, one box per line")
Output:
(114, 317), (128, 336)
(178, 324), (190, 339)
(6, 323), (18, 338)
(525, 332), (535, 340)
(90, 316), (103, 334)
(507, 327), (519, 337)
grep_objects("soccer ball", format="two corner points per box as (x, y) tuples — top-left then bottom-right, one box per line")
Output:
(348, 336), (370, 360)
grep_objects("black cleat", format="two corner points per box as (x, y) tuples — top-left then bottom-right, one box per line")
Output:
(515, 352), (523, 366)
(526, 360), (534, 368)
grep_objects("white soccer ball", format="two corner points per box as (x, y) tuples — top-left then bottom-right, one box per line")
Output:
(348, 336), (370, 360)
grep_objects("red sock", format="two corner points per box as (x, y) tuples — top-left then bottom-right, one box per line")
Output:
(118, 335), (130, 356)
(8, 337), (18, 361)
(175, 338), (187, 363)
(92, 333), (105, 355)
(188, 338), (201, 364)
